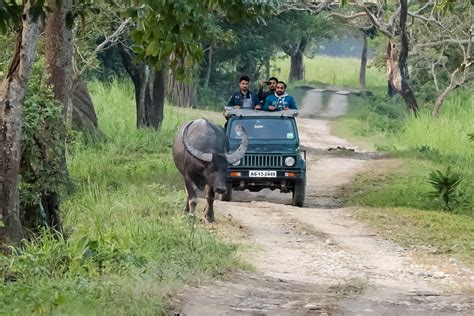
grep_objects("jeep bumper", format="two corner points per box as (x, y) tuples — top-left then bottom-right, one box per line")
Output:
(225, 169), (305, 193)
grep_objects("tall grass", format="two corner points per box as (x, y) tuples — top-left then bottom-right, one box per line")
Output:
(323, 60), (474, 265)
(339, 87), (474, 215)
(393, 89), (474, 164)
(0, 79), (241, 314)
(272, 55), (386, 89)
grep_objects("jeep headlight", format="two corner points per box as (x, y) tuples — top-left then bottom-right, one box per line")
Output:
(284, 157), (295, 167)
(232, 159), (241, 166)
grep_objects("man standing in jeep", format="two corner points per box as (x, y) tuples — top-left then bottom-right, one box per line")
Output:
(263, 81), (298, 111)
(227, 76), (259, 109)
(256, 76), (278, 108)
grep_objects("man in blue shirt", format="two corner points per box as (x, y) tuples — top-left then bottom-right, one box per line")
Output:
(227, 76), (259, 109)
(263, 81), (297, 111)
(256, 76), (279, 108)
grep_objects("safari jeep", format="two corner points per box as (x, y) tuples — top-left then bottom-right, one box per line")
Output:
(221, 108), (306, 206)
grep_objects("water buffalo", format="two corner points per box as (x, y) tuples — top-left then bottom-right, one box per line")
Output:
(173, 118), (248, 222)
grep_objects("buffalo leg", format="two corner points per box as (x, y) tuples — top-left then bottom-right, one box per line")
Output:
(205, 185), (215, 223)
(184, 178), (198, 216)
(183, 196), (190, 213)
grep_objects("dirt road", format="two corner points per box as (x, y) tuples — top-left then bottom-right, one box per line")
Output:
(174, 90), (474, 315)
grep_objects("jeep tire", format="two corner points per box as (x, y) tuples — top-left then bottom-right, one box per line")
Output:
(292, 178), (305, 207)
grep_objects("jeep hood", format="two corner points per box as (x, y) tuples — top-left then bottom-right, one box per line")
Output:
(228, 140), (299, 154)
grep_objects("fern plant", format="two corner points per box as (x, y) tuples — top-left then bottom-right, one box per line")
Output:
(427, 167), (462, 211)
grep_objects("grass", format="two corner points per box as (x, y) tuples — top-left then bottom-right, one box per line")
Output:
(275, 54), (474, 266)
(333, 84), (474, 267)
(272, 55), (386, 89)
(338, 88), (474, 214)
(0, 80), (240, 314)
(353, 206), (474, 268)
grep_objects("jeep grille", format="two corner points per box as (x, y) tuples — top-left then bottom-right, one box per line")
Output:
(242, 154), (282, 168)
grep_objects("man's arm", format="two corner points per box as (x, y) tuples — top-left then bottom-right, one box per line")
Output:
(290, 96), (297, 109)
(263, 96), (277, 111)
(227, 92), (241, 108)
(284, 96), (297, 110)
(252, 93), (261, 110)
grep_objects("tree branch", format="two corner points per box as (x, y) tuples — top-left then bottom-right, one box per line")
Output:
(358, 4), (393, 38)
(328, 12), (367, 20)
(74, 18), (132, 79)
(407, 11), (443, 27)
(413, 38), (471, 51)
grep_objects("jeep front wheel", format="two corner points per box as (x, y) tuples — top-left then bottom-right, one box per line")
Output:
(292, 179), (305, 207)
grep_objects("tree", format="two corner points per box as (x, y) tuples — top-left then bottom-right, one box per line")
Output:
(409, 0), (472, 116)
(268, 11), (330, 82)
(73, 3), (131, 137)
(118, 41), (165, 128)
(328, 11), (378, 89)
(45, 0), (73, 126)
(0, 0), (43, 245)
(203, 20), (277, 87)
(352, 1), (419, 114)
(167, 67), (197, 108)
(121, 1), (272, 121)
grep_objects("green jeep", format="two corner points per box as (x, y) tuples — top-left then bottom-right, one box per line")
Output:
(221, 108), (306, 206)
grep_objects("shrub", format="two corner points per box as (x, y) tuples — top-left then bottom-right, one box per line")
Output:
(427, 167), (462, 211)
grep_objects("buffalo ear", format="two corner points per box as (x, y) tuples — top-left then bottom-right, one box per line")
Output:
(183, 121), (213, 162)
(226, 125), (248, 164)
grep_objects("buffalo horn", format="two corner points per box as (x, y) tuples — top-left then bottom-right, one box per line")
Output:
(182, 121), (213, 162)
(226, 125), (248, 164)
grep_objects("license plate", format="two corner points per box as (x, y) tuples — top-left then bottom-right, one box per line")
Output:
(249, 170), (277, 177)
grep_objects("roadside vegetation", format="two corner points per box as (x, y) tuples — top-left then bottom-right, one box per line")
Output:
(0, 0), (471, 312)
(311, 57), (474, 267)
(273, 56), (386, 89)
(0, 80), (240, 314)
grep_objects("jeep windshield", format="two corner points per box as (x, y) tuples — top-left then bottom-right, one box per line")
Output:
(229, 118), (296, 140)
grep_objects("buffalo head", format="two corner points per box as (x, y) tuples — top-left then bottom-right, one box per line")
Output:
(182, 120), (248, 193)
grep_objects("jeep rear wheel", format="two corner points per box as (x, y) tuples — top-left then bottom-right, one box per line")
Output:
(220, 183), (232, 201)
(292, 179), (305, 207)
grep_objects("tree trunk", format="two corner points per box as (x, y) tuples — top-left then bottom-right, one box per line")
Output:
(386, 37), (418, 114)
(265, 59), (270, 80)
(289, 38), (307, 82)
(359, 33), (368, 89)
(167, 70), (197, 108)
(71, 79), (103, 140)
(0, 2), (42, 246)
(148, 68), (165, 129)
(117, 43), (147, 127)
(397, 0), (418, 114)
(386, 41), (396, 97)
(432, 84), (455, 117)
(204, 45), (212, 89)
(432, 61), (472, 117)
(118, 43), (165, 128)
(45, 0), (74, 125)
(137, 65), (150, 127)
(40, 0), (75, 235)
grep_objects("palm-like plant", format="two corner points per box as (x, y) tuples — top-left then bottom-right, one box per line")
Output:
(428, 167), (462, 211)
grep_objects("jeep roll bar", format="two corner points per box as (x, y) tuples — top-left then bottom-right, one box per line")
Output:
(223, 107), (299, 119)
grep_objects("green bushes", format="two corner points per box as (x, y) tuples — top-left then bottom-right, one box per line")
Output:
(337, 84), (473, 266)
(20, 61), (67, 232)
(339, 88), (473, 215)
(1, 80), (241, 314)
